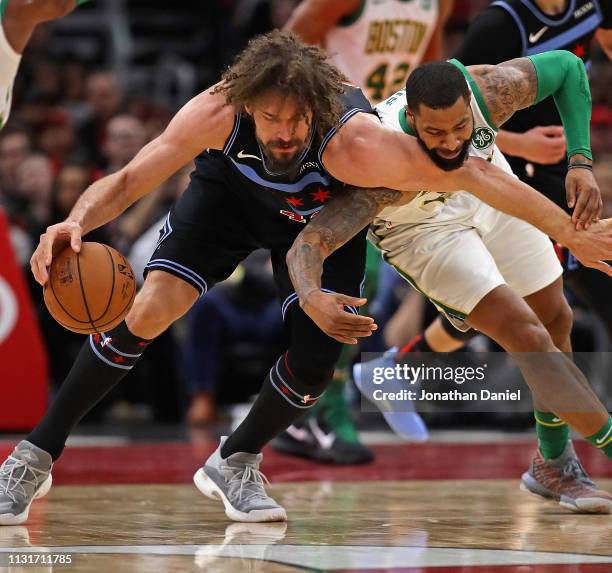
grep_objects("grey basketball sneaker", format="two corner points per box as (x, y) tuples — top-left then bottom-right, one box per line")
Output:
(0, 441), (53, 525)
(193, 438), (287, 522)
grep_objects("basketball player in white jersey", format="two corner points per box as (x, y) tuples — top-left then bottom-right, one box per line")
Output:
(286, 51), (612, 513)
(0, 0), (90, 129)
(285, 0), (454, 104)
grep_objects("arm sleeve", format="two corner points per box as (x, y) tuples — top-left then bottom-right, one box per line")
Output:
(528, 50), (592, 159)
(453, 7), (523, 65)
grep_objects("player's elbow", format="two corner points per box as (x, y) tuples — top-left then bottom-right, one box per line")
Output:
(286, 231), (328, 268)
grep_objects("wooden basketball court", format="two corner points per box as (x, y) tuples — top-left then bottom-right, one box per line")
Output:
(0, 437), (610, 572)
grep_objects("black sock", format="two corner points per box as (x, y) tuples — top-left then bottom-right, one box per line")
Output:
(221, 353), (329, 457)
(27, 322), (151, 460)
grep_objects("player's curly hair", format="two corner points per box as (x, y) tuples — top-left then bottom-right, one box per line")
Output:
(213, 30), (347, 138)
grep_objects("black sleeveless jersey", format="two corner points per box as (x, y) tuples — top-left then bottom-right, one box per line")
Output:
(194, 87), (373, 224)
(488, 0), (611, 133)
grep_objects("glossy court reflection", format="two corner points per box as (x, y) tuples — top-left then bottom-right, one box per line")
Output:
(0, 479), (610, 572)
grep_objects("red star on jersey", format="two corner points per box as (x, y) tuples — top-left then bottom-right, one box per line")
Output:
(311, 188), (331, 203)
(573, 43), (586, 58)
(286, 197), (303, 207)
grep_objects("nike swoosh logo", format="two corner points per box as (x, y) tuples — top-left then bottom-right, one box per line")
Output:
(529, 27), (548, 43)
(309, 419), (335, 449)
(237, 150), (261, 161)
(552, 417), (562, 423)
(596, 425), (612, 444)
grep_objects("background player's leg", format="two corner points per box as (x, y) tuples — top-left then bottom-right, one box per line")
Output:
(27, 270), (199, 460)
(401, 315), (469, 355)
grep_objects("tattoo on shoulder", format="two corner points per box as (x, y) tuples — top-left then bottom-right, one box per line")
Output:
(471, 58), (537, 126)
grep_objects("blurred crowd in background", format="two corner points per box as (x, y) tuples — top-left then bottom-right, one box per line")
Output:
(2, 0), (611, 429)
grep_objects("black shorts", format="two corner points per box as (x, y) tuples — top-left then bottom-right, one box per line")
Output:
(144, 167), (366, 318)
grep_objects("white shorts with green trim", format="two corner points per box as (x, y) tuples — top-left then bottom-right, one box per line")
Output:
(0, 20), (21, 128)
(369, 192), (563, 331)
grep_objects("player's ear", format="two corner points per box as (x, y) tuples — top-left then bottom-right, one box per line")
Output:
(405, 106), (416, 128)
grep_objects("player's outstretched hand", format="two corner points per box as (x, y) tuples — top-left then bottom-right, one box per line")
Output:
(30, 221), (83, 286)
(301, 290), (377, 344)
(566, 168), (603, 230)
(564, 218), (612, 276)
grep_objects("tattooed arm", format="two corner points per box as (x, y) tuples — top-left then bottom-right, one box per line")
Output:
(469, 51), (600, 227)
(468, 58), (537, 127)
(287, 186), (405, 344)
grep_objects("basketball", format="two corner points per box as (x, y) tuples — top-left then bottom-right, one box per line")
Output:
(43, 242), (137, 334)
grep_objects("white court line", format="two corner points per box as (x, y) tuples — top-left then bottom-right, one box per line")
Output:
(0, 545), (610, 569)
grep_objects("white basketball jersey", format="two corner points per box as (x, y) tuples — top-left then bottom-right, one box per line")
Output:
(375, 59), (513, 225)
(325, 0), (438, 104)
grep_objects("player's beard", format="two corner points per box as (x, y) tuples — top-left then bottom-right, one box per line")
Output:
(257, 137), (307, 176)
(415, 132), (470, 172)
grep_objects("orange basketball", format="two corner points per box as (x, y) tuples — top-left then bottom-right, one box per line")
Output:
(43, 242), (137, 334)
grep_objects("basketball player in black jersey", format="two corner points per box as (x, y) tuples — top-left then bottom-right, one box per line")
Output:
(2, 31), (612, 525)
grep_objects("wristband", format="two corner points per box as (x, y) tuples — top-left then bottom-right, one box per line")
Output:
(567, 163), (593, 171)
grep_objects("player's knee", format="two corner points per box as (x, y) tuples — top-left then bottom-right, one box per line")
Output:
(508, 319), (555, 352)
(548, 301), (573, 339)
(124, 300), (168, 340)
(125, 273), (199, 339)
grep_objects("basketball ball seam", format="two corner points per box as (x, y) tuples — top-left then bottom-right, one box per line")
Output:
(93, 244), (116, 322)
(76, 251), (98, 334)
(48, 269), (90, 324)
(86, 288), (135, 331)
